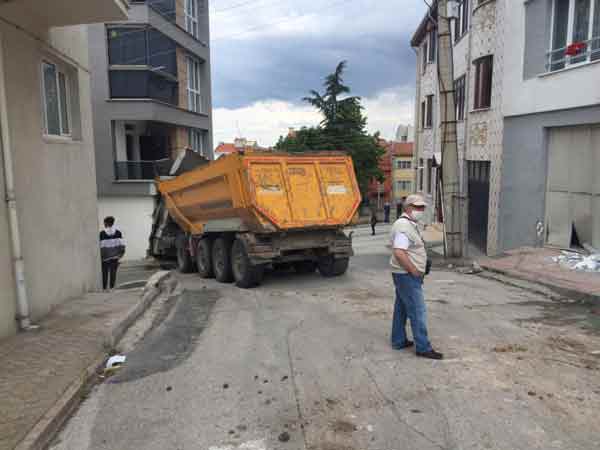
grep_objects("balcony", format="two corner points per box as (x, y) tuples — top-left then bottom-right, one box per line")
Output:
(0, 0), (128, 28)
(114, 161), (157, 181)
(547, 36), (600, 72)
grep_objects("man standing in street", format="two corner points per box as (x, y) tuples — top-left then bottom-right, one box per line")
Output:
(100, 216), (126, 291)
(389, 194), (443, 359)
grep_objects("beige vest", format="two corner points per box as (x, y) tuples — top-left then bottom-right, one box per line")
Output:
(389, 215), (427, 273)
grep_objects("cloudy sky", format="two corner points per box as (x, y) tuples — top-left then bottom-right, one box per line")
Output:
(209, 0), (426, 148)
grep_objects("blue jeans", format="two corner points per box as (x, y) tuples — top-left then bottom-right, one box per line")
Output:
(391, 273), (432, 353)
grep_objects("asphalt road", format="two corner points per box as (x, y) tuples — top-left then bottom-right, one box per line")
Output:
(52, 226), (600, 450)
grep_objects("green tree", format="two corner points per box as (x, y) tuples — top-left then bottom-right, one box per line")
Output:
(276, 61), (384, 199)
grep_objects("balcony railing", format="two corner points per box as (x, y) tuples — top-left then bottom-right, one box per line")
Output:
(546, 36), (600, 72)
(115, 161), (157, 181)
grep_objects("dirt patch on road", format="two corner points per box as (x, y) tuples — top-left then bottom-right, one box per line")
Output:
(330, 420), (357, 433)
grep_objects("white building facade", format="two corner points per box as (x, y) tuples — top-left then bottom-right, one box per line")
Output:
(0, 0), (128, 339)
(499, 0), (600, 252)
(412, 0), (600, 255)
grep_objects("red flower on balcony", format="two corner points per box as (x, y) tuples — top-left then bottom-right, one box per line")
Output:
(565, 42), (587, 56)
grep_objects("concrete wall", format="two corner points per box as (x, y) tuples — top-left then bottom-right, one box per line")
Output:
(499, 105), (600, 252)
(0, 140), (17, 339)
(98, 196), (155, 261)
(0, 23), (100, 323)
(503, 0), (600, 117)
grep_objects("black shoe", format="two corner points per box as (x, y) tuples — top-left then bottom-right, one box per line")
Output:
(392, 340), (414, 350)
(416, 350), (444, 360)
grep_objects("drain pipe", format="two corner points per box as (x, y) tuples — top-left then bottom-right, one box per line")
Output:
(0, 31), (32, 330)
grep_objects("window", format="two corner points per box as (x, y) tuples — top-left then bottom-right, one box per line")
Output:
(185, 0), (199, 39)
(42, 62), (70, 136)
(422, 39), (429, 72)
(428, 29), (437, 62)
(396, 160), (412, 169)
(189, 128), (204, 155)
(473, 56), (493, 110)
(187, 56), (203, 113)
(421, 101), (426, 129)
(418, 158), (424, 191)
(454, 75), (466, 120)
(107, 27), (177, 76)
(454, 0), (469, 41)
(109, 71), (178, 105)
(397, 181), (412, 191)
(425, 95), (434, 128)
(549, 0), (600, 71)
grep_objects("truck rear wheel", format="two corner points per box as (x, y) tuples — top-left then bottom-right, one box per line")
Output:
(212, 237), (234, 283)
(317, 256), (349, 277)
(294, 260), (317, 274)
(176, 236), (195, 273)
(196, 239), (214, 278)
(231, 239), (264, 288)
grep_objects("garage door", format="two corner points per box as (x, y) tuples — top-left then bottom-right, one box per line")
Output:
(546, 125), (600, 249)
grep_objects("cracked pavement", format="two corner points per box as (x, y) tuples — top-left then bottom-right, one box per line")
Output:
(51, 226), (600, 450)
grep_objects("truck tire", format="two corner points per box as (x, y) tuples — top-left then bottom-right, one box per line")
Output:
(317, 256), (349, 277)
(176, 236), (195, 273)
(196, 239), (214, 278)
(293, 260), (317, 274)
(231, 239), (264, 288)
(212, 237), (234, 283)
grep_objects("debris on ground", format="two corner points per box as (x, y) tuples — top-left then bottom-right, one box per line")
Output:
(551, 250), (600, 272)
(106, 354), (126, 369)
(493, 344), (528, 353)
(456, 262), (483, 275)
(278, 432), (290, 442)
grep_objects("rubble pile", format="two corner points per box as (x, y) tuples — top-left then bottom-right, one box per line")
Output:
(552, 250), (600, 272)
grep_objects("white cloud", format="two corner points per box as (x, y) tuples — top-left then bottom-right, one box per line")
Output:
(211, 0), (424, 42)
(212, 85), (415, 148)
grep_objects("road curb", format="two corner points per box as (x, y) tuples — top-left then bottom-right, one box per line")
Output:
(478, 264), (600, 304)
(15, 270), (176, 450)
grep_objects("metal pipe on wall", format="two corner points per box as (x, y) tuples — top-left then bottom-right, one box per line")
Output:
(0, 30), (32, 330)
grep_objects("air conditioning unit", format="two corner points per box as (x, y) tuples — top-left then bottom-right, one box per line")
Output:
(447, 1), (460, 19)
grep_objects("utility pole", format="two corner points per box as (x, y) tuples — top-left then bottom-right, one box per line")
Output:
(436, 0), (463, 258)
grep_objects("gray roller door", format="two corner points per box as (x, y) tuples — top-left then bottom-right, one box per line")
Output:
(546, 125), (600, 249)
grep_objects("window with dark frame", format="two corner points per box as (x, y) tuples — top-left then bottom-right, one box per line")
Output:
(428, 28), (437, 62)
(421, 100), (426, 129)
(422, 39), (428, 72)
(454, 0), (469, 41)
(42, 61), (70, 136)
(454, 75), (466, 120)
(425, 94), (434, 128)
(473, 55), (493, 110)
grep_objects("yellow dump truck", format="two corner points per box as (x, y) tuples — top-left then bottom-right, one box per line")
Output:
(149, 151), (361, 288)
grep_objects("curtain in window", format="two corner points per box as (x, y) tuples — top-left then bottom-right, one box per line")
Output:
(593, 0), (600, 60)
(552, 0), (570, 70)
(572, 0), (591, 63)
(43, 63), (60, 135)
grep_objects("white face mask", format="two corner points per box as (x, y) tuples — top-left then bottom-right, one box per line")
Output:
(411, 210), (425, 222)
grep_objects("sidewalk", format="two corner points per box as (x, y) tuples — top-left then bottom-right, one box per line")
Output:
(0, 272), (173, 450)
(479, 247), (600, 301)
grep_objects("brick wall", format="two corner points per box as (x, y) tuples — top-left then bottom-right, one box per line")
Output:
(177, 47), (189, 110)
(176, 0), (186, 30)
(169, 126), (189, 159)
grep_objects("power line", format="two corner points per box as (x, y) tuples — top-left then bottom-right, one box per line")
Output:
(212, 0), (362, 41)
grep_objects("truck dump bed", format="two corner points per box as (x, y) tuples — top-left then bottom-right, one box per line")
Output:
(157, 152), (361, 235)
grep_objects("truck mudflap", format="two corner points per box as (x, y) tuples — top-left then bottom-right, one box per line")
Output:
(238, 230), (353, 264)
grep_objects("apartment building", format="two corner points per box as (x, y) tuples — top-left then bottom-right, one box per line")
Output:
(0, 1), (128, 338)
(89, 0), (213, 260)
(411, 0), (505, 255)
(500, 0), (600, 252)
(391, 142), (415, 207)
(412, 0), (600, 255)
